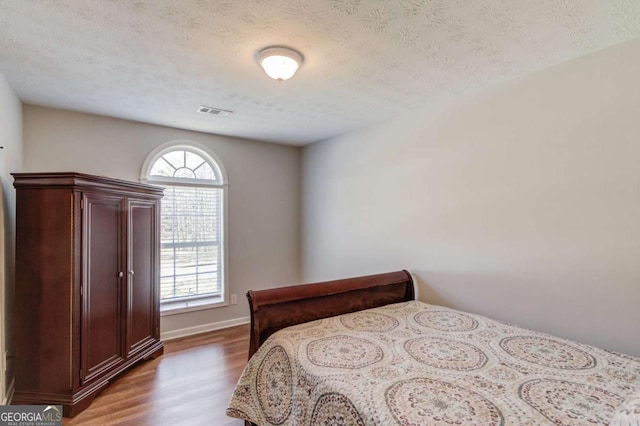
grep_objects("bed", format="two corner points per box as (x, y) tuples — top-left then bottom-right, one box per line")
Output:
(227, 270), (640, 425)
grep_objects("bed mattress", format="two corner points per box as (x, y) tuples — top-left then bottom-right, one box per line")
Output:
(227, 301), (640, 425)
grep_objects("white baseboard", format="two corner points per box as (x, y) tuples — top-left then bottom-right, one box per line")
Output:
(161, 316), (250, 341)
(3, 378), (14, 405)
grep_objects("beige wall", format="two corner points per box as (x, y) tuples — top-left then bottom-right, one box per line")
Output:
(301, 39), (640, 357)
(23, 106), (301, 336)
(0, 72), (23, 401)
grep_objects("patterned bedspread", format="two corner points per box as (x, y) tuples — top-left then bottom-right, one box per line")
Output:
(227, 301), (640, 425)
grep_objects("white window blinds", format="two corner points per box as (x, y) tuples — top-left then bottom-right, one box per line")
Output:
(160, 185), (223, 301)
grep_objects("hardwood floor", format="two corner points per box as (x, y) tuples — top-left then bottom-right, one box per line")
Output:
(65, 324), (250, 426)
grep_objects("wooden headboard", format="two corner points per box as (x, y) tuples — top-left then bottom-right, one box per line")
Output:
(246, 270), (414, 359)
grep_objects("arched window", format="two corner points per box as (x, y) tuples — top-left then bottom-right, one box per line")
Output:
(142, 141), (228, 313)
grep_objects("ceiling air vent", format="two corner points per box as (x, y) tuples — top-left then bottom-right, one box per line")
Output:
(197, 105), (233, 117)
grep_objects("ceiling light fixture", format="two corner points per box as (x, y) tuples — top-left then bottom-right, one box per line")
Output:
(256, 46), (304, 81)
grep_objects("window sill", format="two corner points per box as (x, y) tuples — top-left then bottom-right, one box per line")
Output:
(160, 296), (228, 316)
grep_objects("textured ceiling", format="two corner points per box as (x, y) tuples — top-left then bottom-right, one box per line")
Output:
(0, 1), (639, 146)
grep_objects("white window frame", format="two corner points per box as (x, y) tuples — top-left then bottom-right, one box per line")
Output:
(141, 140), (229, 315)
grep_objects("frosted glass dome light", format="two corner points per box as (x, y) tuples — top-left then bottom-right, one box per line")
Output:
(256, 46), (304, 81)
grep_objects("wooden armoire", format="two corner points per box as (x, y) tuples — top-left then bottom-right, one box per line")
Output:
(12, 172), (164, 416)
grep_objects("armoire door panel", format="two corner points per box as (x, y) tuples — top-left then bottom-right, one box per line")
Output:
(82, 193), (126, 382)
(127, 200), (157, 356)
